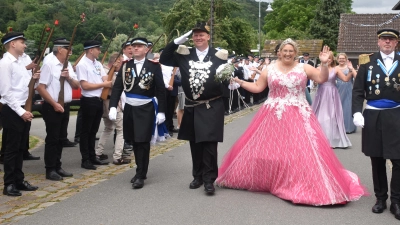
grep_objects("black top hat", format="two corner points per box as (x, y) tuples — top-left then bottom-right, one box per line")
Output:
(130, 37), (148, 46)
(1, 32), (26, 45)
(377, 28), (399, 39)
(53, 39), (70, 47)
(192, 21), (210, 34)
(84, 40), (101, 50)
(121, 41), (132, 48)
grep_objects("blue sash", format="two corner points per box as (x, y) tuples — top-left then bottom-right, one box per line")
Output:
(125, 93), (169, 137)
(367, 99), (400, 108)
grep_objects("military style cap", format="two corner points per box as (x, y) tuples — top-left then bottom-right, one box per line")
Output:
(303, 52), (310, 56)
(121, 41), (131, 48)
(1, 32), (26, 45)
(147, 41), (153, 46)
(192, 21), (210, 34)
(254, 55), (259, 58)
(377, 28), (399, 39)
(53, 39), (70, 47)
(53, 37), (67, 42)
(130, 37), (148, 46)
(84, 40), (101, 50)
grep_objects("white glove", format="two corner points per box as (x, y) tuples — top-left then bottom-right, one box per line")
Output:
(228, 82), (240, 90)
(156, 112), (166, 125)
(174, 30), (192, 45)
(353, 112), (364, 128)
(109, 107), (117, 121)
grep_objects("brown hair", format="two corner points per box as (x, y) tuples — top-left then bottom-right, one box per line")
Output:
(328, 51), (336, 67)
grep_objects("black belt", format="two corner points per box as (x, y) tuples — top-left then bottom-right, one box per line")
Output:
(81, 96), (103, 101)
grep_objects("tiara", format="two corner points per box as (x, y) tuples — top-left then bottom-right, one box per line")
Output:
(281, 38), (298, 48)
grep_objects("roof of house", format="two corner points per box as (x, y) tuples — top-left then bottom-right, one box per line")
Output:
(393, 1), (400, 10)
(337, 13), (400, 53)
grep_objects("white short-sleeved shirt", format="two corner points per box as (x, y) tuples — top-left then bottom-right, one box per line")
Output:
(0, 52), (31, 116)
(161, 64), (173, 88)
(39, 56), (78, 103)
(76, 56), (106, 97)
(43, 52), (55, 65)
(19, 53), (32, 67)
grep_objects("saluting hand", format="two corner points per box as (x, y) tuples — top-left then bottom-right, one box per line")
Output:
(21, 111), (34, 122)
(174, 30), (192, 45)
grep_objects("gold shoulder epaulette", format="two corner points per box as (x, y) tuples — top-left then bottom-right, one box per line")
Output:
(176, 45), (190, 55)
(359, 53), (374, 65)
(215, 49), (228, 60)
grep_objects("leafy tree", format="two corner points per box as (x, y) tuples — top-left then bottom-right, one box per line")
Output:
(309, 0), (349, 50)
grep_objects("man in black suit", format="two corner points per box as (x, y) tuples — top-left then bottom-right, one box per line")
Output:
(159, 21), (228, 195)
(352, 28), (400, 221)
(109, 37), (166, 189)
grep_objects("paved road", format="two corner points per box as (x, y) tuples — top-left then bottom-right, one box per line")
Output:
(14, 108), (398, 225)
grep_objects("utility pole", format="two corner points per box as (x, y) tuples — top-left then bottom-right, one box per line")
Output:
(210, 0), (214, 48)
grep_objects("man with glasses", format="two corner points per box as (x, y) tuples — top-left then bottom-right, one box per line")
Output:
(353, 28), (400, 220)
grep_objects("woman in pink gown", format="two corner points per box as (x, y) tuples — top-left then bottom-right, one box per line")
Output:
(216, 39), (367, 206)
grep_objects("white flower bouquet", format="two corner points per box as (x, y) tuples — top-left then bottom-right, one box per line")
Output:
(215, 63), (234, 83)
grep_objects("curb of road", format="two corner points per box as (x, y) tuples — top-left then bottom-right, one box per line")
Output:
(0, 104), (261, 224)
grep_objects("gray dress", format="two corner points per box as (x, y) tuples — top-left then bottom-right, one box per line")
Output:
(336, 68), (356, 134)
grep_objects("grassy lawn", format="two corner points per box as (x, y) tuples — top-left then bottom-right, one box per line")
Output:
(0, 134), (40, 149)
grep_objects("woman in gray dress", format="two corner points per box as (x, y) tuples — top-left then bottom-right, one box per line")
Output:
(336, 53), (357, 134)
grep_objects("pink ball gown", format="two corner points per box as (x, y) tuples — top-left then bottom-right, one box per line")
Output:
(216, 63), (367, 206)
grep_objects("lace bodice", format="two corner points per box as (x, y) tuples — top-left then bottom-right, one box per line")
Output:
(265, 63), (311, 120)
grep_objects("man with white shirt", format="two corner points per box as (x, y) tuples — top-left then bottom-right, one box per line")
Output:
(76, 40), (112, 170)
(352, 28), (400, 220)
(0, 32), (39, 196)
(109, 37), (166, 189)
(36, 39), (80, 181)
(122, 41), (133, 61)
(159, 21), (228, 195)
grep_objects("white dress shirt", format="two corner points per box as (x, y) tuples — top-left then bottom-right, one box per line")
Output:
(39, 56), (78, 103)
(19, 53), (33, 67)
(76, 56), (107, 97)
(380, 51), (395, 70)
(196, 47), (209, 62)
(161, 64), (173, 88)
(43, 52), (55, 65)
(0, 52), (31, 116)
(243, 64), (252, 80)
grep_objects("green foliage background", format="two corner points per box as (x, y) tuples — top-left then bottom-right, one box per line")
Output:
(0, 0), (354, 59)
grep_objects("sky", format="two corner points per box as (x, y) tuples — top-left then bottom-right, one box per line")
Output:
(352, 0), (397, 14)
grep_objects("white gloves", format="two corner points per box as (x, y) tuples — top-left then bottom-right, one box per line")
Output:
(353, 112), (364, 128)
(174, 30), (192, 45)
(156, 113), (166, 125)
(109, 107), (117, 121)
(228, 82), (240, 90)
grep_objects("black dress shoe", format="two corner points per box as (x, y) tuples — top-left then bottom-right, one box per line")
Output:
(124, 143), (133, 151)
(56, 168), (73, 177)
(23, 153), (40, 160)
(3, 184), (21, 196)
(390, 203), (400, 220)
(81, 160), (97, 170)
(62, 140), (77, 147)
(189, 179), (203, 189)
(16, 181), (38, 191)
(91, 158), (109, 165)
(132, 179), (144, 189)
(372, 199), (387, 213)
(46, 170), (63, 181)
(204, 183), (215, 194)
(96, 154), (108, 160)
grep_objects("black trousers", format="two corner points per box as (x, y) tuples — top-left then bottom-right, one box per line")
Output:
(74, 107), (82, 140)
(79, 97), (103, 162)
(189, 141), (218, 183)
(371, 157), (400, 204)
(42, 102), (70, 170)
(1, 105), (30, 186)
(165, 90), (176, 132)
(132, 142), (150, 179)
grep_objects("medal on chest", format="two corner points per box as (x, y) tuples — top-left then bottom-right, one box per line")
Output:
(188, 60), (212, 100)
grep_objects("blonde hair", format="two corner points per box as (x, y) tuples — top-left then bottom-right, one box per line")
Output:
(278, 38), (299, 55)
(336, 52), (348, 61)
(328, 51), (336, 67)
